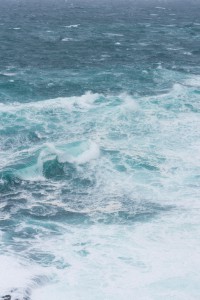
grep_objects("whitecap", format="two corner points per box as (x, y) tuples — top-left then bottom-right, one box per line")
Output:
(184, 75), (200, 87)
(139, 42), (149, 46)
(103, 33), (124, 37)
(155, 7), (166, 10)
(0, 72), (16, 76)
(64, 24), (80, 28)
(66, 141), (100, 164)
(120, 93), (138, 111)
(61, 37), (74, 42)
(0, 91), (100, 113)
(15, 140), (100, 181)
(167, 47), (182, 51)
(39, 140), (100, 165)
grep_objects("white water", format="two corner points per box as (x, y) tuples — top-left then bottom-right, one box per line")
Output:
(1, 72), (200, 299)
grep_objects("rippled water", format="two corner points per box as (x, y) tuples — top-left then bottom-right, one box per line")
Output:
(0, 0), (200, 299)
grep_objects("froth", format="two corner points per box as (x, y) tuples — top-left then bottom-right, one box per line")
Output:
(64, 24), (80, 28)
(0, 91), (100, 112)
(0, 256), (50, 297)
(61, 37), (74, 42)
(31, 209), (200, 300)
(58, 141), (100, 164)
(121, 93), (138, 110)
(15, 141), (100, 181)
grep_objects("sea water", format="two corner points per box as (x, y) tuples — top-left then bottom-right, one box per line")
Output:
(0, 0), (200, 299)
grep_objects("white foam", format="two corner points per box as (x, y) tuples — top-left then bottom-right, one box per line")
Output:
(1, 78), (200, 300)
(61, 37), (74, 42)
(0, 91), (100, 113)
(139, 42), (149, 46)
(68, 141), (100, 164)
(47, 141), (100, 165)
(184, 75), (200, 87)
(155, 7), (166, 10)
(64, 24), (80, 28)
(15, 141), (100, 181)
(121, 93), (138, 111)
(167, 48), (182, 51)
(31, 209), (200, 300)
(0, 72), (16, 76)
(0, 256), (48, 295)
(0, 257), (28, 293)
(183, 51), (192, 56)
(104, 33), (124, 37)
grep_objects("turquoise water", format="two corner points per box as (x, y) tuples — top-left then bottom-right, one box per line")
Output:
(0, 0), (200, 299)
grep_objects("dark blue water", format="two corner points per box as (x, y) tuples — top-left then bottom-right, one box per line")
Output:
(0, 0), (200, 299)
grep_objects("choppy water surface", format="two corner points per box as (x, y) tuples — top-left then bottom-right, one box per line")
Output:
(0, 0), (200, 299)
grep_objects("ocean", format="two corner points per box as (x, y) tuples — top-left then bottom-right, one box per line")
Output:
(0, 0), (200, 299)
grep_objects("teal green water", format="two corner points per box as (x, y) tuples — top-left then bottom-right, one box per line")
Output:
(0, 0), (200, 299)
